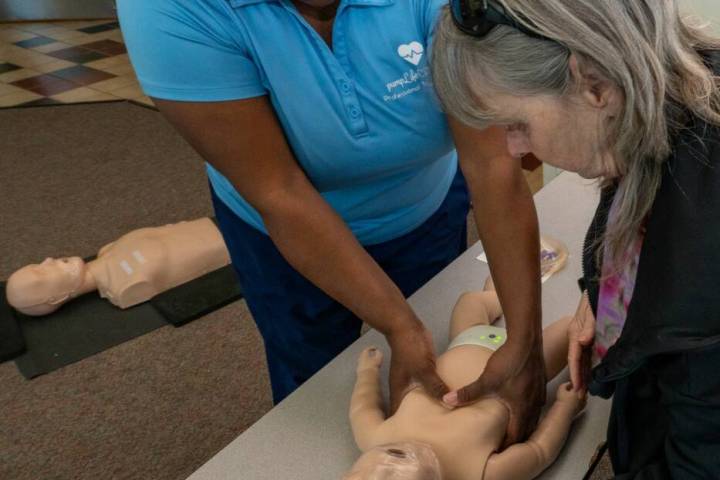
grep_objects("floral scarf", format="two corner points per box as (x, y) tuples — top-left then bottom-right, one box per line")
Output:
(594, 195), (645, 359)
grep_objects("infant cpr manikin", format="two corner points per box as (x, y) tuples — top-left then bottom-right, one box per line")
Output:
(345, 277), (587, 480)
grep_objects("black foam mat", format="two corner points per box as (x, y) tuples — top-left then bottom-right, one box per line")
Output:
(0, 283), (26, 362)
(5, 262), (243, 379)
(150, 264), (242, 327)
(13, 290), (166, 379)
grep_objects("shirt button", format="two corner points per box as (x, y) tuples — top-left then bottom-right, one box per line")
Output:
(341, 82), (351, 94)
(350, 107), (360, 118)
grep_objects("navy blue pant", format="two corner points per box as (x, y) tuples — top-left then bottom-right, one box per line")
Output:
(211, 171), (469, 404)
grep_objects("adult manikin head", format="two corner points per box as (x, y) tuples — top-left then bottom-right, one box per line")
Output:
(343, 442), (442, 480)
(6, 257), (86, 316)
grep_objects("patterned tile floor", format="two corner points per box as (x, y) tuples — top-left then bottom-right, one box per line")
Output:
(0, 20), (153, 108)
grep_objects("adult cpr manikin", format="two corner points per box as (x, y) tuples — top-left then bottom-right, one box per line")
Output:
(6, 218), (230, 315)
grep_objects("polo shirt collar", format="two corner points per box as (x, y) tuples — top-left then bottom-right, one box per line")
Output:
(229, 0), (394, 7)
(228, 0), (273, 6)
(343, 0), (394, 6)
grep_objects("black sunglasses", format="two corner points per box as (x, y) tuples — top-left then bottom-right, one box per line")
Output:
(449, 0), (548, 40)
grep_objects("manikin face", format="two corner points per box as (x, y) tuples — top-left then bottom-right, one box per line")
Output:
(7, 257), (85, 308)
(343, 442), (442, 480)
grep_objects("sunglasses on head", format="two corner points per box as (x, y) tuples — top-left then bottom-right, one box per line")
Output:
(449, 0), (548, 40)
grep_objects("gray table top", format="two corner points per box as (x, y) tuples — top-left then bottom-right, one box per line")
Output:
(187, 172), (610, 480)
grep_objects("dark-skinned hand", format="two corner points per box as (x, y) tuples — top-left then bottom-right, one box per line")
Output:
(386, 323), (449, 414)
(442, 338), (546, 448)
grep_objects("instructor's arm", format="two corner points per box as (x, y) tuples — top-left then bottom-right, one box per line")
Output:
(446, 119), (545, 447)
(154, 96), (447, 411)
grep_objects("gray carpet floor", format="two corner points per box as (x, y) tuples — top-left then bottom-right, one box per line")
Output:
(0, 102), (272, 480)
(0, 101), (611, 479)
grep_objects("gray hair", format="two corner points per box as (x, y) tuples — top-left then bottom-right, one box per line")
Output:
(431, 0), (720, 267)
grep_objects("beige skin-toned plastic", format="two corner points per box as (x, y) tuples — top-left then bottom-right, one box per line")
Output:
(346, 279), (587, 480)
(6, 218), (230, 315)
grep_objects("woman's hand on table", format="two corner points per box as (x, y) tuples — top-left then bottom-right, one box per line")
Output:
(567, 293), (595, 396)
(442, 338), (546, 448)
(387, 322), (449, 414)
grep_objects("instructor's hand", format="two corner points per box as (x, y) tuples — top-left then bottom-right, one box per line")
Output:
(443, 339), (546, 448)
(387, 323), (449, 414)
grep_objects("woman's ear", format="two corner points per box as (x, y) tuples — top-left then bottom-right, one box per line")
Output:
(569, 54), (619, 112)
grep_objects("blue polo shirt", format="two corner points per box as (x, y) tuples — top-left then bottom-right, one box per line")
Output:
(118, 0), (457, 245)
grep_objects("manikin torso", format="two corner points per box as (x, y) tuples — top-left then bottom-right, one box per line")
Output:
(88, 218), (229, 308)
(374, 346), (507, 480)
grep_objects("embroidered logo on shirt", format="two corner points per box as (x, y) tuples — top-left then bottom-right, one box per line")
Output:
(397, 42), (424, 66)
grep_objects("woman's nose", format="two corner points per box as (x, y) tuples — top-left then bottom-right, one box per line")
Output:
(505, 127), (532, 159)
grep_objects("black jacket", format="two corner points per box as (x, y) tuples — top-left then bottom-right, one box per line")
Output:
(583, 58), (720, 397)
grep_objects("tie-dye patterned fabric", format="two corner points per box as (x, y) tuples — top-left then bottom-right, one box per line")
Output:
(594, 196), (645, 359)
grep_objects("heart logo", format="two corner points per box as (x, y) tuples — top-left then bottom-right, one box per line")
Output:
(397, 41), (424, 66)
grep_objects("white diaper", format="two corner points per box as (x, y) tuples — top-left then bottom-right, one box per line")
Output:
(447, 325), (507, 352)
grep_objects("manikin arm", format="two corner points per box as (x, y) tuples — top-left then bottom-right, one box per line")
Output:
(349, 347), (387, 451)
(483, 383), (586, 480)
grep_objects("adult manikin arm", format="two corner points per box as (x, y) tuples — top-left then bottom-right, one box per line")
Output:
(483, 383), (586, 480)
(350, 347), (387, 451)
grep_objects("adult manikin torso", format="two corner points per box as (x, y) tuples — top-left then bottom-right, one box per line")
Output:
(88, 218), (229, 308)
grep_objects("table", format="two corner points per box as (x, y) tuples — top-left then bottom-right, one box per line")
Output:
(188, 172), (611, 480)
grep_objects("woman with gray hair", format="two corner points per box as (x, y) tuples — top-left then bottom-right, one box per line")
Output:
(432, 0), (720, 477)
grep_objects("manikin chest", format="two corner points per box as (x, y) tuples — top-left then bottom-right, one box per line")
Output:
(372, 344), (511, 480)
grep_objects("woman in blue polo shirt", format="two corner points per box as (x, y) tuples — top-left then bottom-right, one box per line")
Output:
(118, 0), (545, 441)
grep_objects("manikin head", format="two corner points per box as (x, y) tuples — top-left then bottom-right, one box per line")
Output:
(6, 257), (86, 316)
(343, 442), (442, 480)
